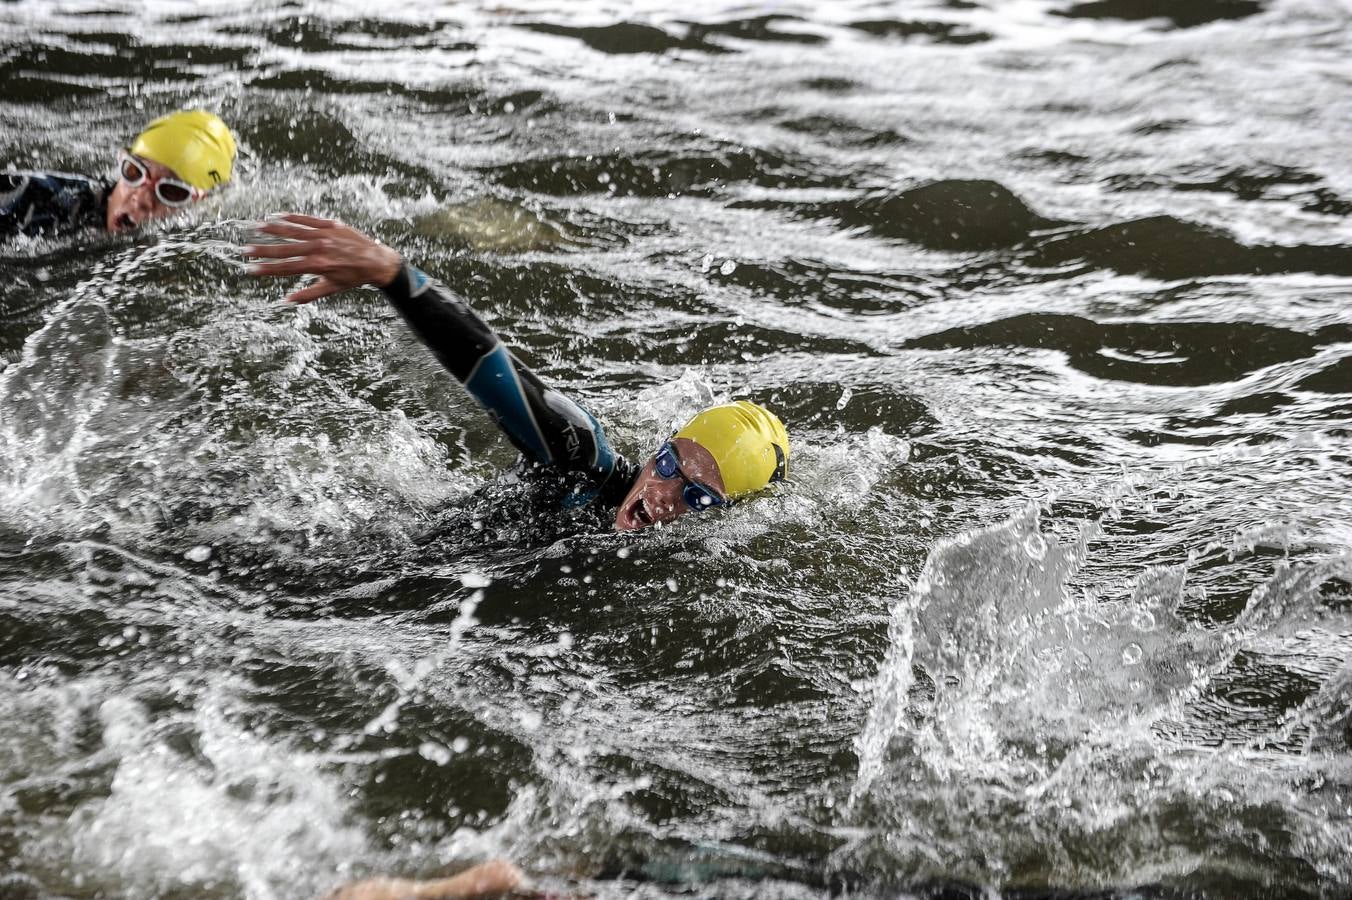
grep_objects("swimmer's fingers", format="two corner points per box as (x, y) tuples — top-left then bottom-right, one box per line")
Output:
(274, 213), (338, 229)
(242, 240), (321, 259)
(286, 276), (344, 305)
(248, 257), (326, 277)
(254, 220), (324, 241)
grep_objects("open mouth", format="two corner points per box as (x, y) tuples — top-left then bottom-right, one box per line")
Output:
(632, 497), (653, 528)
(115, 213), (136, 231)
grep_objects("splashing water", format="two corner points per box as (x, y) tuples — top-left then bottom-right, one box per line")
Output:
(850, 501), (1352, 889)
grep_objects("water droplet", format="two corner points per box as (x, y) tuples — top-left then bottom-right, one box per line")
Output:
(460, 572), (491, 588)
(719, 259), (737, 276)
(1122, 642), (1143, 665)
(836, 387), (853, 410)
(666, 578), (678, 593)
(418, 741), (451, 765)
(451, 736), (470, 753)
(1023, 532), (1048, 561)
(184, 545), (212, 563)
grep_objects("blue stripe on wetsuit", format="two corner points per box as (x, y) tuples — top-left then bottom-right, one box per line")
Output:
(407, 266), (430, 295)
(381, 262), (639, 509)
(464, 344), (553, 465)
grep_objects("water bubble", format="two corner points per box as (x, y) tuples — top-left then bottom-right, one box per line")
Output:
(503, 101), (516, 113)
(460, 572), (491, 588)
(666, 578), (678, 593)
(451, 736), (470, 753)
(1023, 532), (1048, 561)
(719, 259), (737, 276)
(418, 742), (451, 766)
(364, 702), (401, 736)
(700, 253), (714, 272)
(836, 387), (853, 410)
(184, 545), (212, 563)
(1122, 642), (1143, 665)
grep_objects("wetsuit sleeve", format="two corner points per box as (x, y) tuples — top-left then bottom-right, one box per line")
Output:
(380, 261), (634, 505)
(0, 172), (108, 239)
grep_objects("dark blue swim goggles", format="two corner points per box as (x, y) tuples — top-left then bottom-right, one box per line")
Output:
(654, 441), (729, 512)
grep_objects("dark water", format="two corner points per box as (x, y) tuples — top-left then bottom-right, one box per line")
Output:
(2, 1), (1351, 897)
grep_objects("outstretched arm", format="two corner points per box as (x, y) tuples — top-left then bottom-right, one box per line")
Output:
(320, 858), (526, 900)
(245, 215), (628, 502)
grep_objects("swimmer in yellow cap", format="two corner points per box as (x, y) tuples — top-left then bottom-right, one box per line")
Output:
(612, 399), (789, 531)
(243, 216), (789, 532)
(1, 109), (235, 240)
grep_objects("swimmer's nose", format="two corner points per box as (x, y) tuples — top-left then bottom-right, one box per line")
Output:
(644, 478), (684, 519)
(126, 184), (159, 224)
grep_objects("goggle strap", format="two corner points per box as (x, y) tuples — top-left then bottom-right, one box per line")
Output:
(770, 443), (788, 482)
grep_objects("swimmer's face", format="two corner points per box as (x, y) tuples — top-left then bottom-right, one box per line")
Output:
(615, 437), (729, 532)
(106, 153), (198, 233)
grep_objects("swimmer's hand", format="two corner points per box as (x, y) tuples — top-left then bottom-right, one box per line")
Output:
(318, 859), (525, 899)
(244, 214), (403, 304)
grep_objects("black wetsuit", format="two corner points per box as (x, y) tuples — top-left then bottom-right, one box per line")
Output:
(381, 262), (639, 514)
(0, 172), (110, 239)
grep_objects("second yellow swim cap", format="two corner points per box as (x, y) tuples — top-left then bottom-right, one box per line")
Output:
(130, 110), (237, 191)
(675, 400), (789, 499)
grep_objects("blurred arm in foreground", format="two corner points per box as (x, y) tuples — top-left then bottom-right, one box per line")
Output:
(321, 858), (525, 900)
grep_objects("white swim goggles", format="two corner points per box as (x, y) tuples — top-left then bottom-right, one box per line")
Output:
(117, 150), (202, 207)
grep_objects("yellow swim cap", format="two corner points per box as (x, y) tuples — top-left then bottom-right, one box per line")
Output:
(675, 400), (789, 499)
(130, 110), (236, 191)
